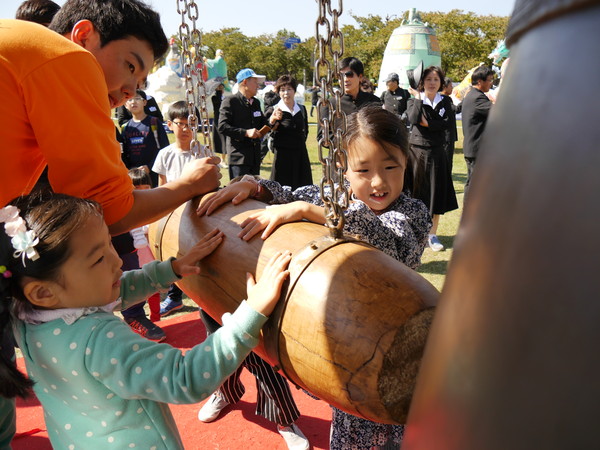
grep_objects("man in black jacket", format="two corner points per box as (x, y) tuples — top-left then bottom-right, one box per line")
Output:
(380, 72), (410, 121)
(218, 68), (279, 179)
(461, 65), (495, 195)
(317, 57), (382, 144)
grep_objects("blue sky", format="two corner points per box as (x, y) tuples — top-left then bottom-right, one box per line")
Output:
(2, 0), (515, 40)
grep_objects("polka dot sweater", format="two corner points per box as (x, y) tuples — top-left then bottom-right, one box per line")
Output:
(13, 260), (267, 449)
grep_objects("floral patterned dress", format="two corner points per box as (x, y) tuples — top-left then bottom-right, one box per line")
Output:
(260, 179), (432, 449)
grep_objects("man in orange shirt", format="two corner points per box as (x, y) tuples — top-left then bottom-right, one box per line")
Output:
(0, 0), (221, 233)
(0, 0), (222, 444)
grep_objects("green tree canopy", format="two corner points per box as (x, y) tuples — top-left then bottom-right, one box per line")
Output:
(170, 10), (509, 86)
(420, 10), (510, 81)
(179, 28), (313, 84)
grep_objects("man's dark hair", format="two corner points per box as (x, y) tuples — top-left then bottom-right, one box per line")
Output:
(49, 0), (168, 60)
(338, 57), (365, 76)
(15, 0), (60, 25)
(471, 66), (495, 85)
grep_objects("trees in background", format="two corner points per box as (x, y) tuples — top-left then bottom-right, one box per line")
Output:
(199, 28), (312, 85)
(421, 10), (509, 81)
(173, 10), (509, 86)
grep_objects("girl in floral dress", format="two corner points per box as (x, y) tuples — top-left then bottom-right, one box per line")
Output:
(199, 105), (433, 449)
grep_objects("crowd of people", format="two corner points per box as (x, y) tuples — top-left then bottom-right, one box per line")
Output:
(1, 0), (496, 449)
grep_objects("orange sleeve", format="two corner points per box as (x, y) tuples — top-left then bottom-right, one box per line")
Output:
(23, 52), (134, 225)
(0, 21), (133, 224)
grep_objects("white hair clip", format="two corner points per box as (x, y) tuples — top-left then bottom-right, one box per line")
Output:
(0, 205), (40, 264)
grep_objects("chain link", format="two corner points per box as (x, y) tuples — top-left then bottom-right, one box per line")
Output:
(177, 0), (213, 157)
(315, 0), (349, 239)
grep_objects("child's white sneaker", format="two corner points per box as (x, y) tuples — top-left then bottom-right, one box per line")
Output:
(428, 234), (444, 252)
(197, 392), (228, 423)
(277, 423), (310, 450)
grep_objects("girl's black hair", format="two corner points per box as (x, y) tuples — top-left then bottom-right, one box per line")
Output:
(344, 105), (421, 195)
(49, 0), (168, 60)
(345, 105), (409, 163)
(0, 192), (102, 398)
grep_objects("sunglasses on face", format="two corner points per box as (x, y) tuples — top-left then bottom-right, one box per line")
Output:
(342, 71), (355, 78)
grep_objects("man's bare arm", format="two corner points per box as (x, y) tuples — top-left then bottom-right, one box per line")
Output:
(109, 156), (222, 234)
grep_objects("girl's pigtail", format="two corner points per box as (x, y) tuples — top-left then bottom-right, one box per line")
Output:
(0, 204), (37, 399)
(0, 264), (33, 399)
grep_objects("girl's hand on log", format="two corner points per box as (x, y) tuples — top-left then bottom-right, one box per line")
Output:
(171, 228), (224, 276)
(197, 181), (255, 216)
(246, 251), (291, 316)
(238, 203), (304, 241)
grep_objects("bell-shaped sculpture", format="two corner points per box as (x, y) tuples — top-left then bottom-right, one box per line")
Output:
(376, 8), (441, 94)
(150, 195), (438, 424)
(404, 1), (600, 448)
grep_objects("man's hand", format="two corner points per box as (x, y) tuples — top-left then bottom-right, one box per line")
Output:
(179, 156), (222, 196)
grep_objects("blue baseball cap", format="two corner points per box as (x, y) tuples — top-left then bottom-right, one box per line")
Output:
(236, 68), (266, 84)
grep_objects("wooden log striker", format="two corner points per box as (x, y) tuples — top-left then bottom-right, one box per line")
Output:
(150, 194), (439, 424)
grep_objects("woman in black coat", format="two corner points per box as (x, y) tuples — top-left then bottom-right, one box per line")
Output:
(265, 75), (312, 189)
(407, 66), (458, 251)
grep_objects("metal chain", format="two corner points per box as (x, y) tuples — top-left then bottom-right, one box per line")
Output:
(177, 0), (213, 157)
(315, 0), (349, 239)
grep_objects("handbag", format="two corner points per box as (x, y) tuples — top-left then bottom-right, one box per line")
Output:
(267, 132), (275, 153)
(266, 120), (280, 153)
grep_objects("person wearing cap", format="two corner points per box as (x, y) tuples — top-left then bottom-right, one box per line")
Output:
(316, 57), (381, 144)
(200, 76), (309, 447)
(380, 72), (411, 124)
(218, 68), (281, 179)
